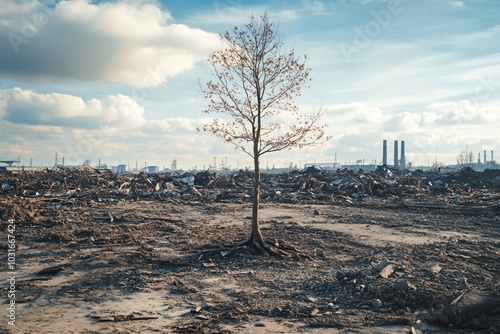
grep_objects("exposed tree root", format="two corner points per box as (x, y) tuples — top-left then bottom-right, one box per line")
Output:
(199, 237), (313, 261)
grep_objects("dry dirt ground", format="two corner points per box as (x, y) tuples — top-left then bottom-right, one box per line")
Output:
(1, 195), (499, 333)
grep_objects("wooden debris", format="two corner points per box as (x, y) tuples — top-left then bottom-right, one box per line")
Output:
(195, 314), (209, 320)
(202, 262), (216, 268)
(450, 292), (466, 306)
(36, 264), (67, 276)
(90, 313), (159, 322)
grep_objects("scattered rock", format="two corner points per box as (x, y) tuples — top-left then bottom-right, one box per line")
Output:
(379, 264), (395, 279)
(195, 314), (209, 320)
(429, 264), (442, 275)
(305, 295), (318, 303)
(374, 260), (390, 273)
(393, 279), (415, 292)
(191, 306), (202, 313)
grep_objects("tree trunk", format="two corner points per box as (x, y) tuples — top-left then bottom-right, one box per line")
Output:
(250, 153), (265, 245)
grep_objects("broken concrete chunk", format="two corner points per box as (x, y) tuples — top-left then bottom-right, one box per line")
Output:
(191, 306), (202, 313)
(393, 279), (415, 291)
(379, 264), (395, 279)
(196, 314), (209, 320)
(165, 182), (176, 191)
(310, 308), (320, 316)
(430, 264), (442, 275)
(371, 299), (383, 308)
(374, 260), (390, 273)
(202, 262), (216, 268)
(305, 296), (318, 303)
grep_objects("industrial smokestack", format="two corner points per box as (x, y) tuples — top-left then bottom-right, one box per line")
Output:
(401, 141), (406, 169)
(394, 140), (399, 168)
(492, 150), (494, 162)
(484, 150), (487, 164)
(478, 153), (481, 164)
(382, 140), (387, 165)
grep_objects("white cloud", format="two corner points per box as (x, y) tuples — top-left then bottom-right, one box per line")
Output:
(302, 0), (325, 12)
(337, 130), (381, 151)
(323, 102), (385, 123)
(188, 1), (330, 25)
(383, 112), (421, 132)
(146, 117), (207, 134)
(0, 88), (146, 129)
(449, 1), (465, 8)
(379, 97), (499, 135)
(0, 0), (221, 87)
(427, 100), (500, 124)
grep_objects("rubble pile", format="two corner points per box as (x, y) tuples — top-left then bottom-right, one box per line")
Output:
(1, 166), (499, 210)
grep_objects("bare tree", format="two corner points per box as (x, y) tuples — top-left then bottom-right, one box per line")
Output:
(457, 145), (474, 168)
(200, 14), (329, 256)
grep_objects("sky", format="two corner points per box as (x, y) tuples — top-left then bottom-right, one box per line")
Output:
(0, 0), (499, 170)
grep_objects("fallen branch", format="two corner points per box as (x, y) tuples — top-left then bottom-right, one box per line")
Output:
(90, 314), (159, 322)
